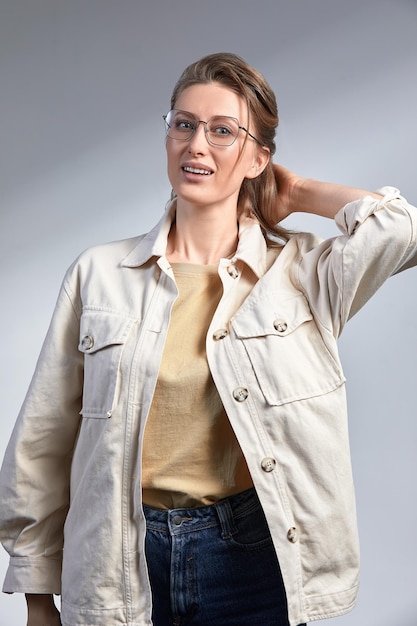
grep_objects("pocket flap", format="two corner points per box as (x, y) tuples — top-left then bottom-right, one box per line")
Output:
(78, 309), (135, 354)
(232, 294), (313, 339)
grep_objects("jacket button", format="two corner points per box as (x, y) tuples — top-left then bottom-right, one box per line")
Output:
(213, 329), (228, 341)
(227, 264), (239, 279)
(273, 320), (288, 333)
(81, 335), (94, 350)
(287, 527), (298, 543)
(261, 457), (276, 472)
(233, 387), (249, 402)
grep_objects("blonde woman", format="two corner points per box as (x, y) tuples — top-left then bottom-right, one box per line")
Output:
(1, 53), (416, 626)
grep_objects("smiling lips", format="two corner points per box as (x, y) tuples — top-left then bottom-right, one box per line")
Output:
(182, 165), (213, 176)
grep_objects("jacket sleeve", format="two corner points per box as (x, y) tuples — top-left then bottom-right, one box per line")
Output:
(0, 270), (83, 594)
(294, 186), (417, 337)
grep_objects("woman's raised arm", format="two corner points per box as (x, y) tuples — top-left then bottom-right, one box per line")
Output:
(272, 163), (382, 223)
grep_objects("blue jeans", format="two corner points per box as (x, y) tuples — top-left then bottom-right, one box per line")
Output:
(143, 488), (306, 626)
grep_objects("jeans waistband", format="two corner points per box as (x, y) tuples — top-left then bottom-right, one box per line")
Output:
(143, 487), (261, 538)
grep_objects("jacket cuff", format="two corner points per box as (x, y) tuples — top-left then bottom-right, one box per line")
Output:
(335, 186), (402, 236)
(2, 556), (62, 594)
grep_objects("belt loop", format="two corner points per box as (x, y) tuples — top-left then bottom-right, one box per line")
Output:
(214, 498), (237, 539)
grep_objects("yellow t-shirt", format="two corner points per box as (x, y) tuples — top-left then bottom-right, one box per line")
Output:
(141, 263), (253, 509)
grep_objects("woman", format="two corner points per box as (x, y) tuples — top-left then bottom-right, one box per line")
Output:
(0, 52), (416, 626)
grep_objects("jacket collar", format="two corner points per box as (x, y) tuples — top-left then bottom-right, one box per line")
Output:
(121, 199), (269, 278)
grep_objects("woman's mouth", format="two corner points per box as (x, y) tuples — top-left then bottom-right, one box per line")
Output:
(182, 166), (213, 176)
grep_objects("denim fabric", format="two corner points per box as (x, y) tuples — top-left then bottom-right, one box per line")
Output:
(143, 488), (306, 626)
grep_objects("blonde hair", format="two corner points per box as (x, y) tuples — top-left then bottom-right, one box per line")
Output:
(170, 52), (290, 243)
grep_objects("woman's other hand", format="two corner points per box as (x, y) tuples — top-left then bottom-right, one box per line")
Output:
(26, 594), (61, 626)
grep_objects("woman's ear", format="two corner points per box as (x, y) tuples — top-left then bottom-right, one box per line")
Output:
(245, 146), (270, 179)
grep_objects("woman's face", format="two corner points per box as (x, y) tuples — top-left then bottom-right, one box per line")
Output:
(166, 82), (268, 214)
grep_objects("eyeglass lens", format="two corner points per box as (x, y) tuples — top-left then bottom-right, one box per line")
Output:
(164, 110), (240, 146)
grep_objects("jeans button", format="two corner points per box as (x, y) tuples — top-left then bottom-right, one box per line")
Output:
(172, 515), (183, 526)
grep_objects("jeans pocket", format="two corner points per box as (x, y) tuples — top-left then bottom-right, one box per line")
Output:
(225, 503), (274, 552)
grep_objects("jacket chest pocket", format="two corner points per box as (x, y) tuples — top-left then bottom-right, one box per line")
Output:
(231, 294), (345, 406)
(78, 309), (135, 418)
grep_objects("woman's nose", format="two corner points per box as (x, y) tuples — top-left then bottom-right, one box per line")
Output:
(187, 121), (208, 153)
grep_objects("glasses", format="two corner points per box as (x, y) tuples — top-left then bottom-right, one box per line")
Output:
(163, 109), (262, 147)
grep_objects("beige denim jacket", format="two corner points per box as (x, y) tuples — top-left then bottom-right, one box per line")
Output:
(0, 187), (416, 626)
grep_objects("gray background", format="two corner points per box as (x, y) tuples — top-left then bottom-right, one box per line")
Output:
(0, 1), (416, 624)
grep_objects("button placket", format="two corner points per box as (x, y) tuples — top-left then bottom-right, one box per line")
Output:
(287, 527), (298, 543)
(261, 457), (276, 472)
(232, 387), (249, 402)
(226, 264), (239, 279)
(213, 328), (228, 341)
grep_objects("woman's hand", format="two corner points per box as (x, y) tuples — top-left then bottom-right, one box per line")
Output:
(271, 163), (303, 223)
(26, 594), (61, 626)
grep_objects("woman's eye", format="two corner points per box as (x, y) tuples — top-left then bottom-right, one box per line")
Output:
(175, 119), (195, 131)
(213, 125), (232, 135)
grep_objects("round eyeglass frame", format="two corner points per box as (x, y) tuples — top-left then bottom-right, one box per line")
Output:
(163, 109), (262, 147)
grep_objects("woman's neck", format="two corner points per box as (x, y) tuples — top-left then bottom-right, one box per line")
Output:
(166, 201), (239, 265)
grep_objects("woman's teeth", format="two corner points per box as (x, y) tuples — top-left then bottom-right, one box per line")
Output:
(183, 166), (212, 175)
